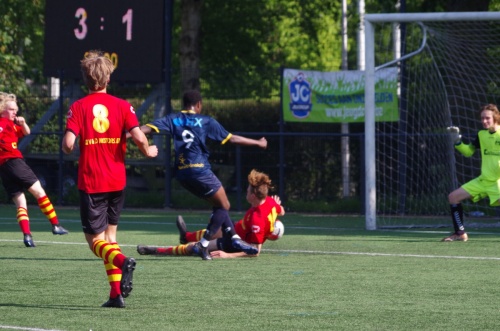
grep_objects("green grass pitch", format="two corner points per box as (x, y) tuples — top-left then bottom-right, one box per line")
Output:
(1, 204), (500, 330)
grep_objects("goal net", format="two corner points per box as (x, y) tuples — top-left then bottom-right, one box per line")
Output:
(364, 12), (500, 229)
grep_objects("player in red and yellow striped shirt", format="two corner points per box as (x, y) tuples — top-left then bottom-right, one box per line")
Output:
(137, 169), (285, 258)
(62, 51), (158, 308)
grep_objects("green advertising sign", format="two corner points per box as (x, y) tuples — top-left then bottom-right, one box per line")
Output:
(282, 68), (399, 123)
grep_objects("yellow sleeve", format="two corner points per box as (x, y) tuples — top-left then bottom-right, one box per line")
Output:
(455, 142), (475, 157)
(145, 123), (160, 133)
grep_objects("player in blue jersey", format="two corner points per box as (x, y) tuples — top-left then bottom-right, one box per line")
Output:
(444, 104), (500, 242)
(139, 90), (267, 259)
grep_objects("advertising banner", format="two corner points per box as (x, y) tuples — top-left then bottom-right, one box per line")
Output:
(282, 68), (399, 123)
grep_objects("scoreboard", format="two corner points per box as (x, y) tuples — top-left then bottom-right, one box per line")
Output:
(44, 0), (165, 83)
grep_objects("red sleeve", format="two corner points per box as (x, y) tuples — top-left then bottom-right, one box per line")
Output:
(66, 104), (81, 136)
(123, 101), (139, 131)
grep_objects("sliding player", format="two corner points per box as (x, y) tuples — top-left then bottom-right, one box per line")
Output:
(137, 169), (285, 258)
(443, 104), (500, 241)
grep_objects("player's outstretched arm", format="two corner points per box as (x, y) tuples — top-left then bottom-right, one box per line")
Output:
(125, 125), (153, 139)
(210, 244), (262, 259)
(229, 135), (267, 149)
(130, 127), (158, 158)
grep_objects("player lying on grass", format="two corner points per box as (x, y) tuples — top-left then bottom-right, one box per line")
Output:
(0, 92), (69, 248)
(137, 169), (285, 258)
(444, 104), (500, 242)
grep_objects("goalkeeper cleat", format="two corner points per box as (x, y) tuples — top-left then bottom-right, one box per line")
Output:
(176, 215), (188, 244)
(52, 224), (69, 235)
(23, 234), (35, 247)
(232, 238), (258, 255)
(101, 295), (125, 308)
(120, 257), (136, 298)
(137, 245), (159, 255)
(441, 233), (468, 242)
(192, 242), (212, 260)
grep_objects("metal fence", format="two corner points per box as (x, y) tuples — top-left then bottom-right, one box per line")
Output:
(1, 77), (364, 212)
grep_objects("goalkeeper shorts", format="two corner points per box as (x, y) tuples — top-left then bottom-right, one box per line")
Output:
(462, 177), (500, 206)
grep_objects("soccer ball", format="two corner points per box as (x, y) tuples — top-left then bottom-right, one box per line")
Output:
(267, 220), (284, 241)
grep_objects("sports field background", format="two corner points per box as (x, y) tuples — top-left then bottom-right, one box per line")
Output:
(1, 205), (500, 330)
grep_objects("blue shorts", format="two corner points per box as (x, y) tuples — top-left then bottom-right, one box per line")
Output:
(79, 190), (125, 234)
(177, 172), (222, 199)
(0, 158), (39, 198)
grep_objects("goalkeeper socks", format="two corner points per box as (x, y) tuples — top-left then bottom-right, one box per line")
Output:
(92, 239), (126, 269)
(185, 229), (206, 243)
(16, 207), (31, 234)
(37, 196), (58, 225)
(103, 243), (122, 298)
(450, 203), (465, 234)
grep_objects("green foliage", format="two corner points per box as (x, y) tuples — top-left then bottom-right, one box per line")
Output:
(0, 0), (45, 95)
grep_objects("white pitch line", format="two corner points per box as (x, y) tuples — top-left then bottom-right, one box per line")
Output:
(264, 248), (500, 260)
(1, 238), (499, 261)
(0, 326), (64, 331)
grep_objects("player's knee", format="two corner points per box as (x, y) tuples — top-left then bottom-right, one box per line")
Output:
(28, 181), (46, 198)
(448, 192), (461, 204)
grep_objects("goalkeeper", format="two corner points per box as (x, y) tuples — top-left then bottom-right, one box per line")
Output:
(444, 104), (500, 242)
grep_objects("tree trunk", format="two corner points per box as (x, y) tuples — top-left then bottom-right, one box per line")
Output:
(180, 0), (203, 94)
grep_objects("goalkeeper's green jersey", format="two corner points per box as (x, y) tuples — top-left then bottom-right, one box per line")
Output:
(456, 129), (500, 182)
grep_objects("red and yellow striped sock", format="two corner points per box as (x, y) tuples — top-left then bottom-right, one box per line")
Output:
(157, 244), (191, 255)
(92, 239), (126, 269)
(185, 229), (206, 243)
(37, 196), (58, 225)
(16, 207), (31, 234)
(104, 243), (122, 298)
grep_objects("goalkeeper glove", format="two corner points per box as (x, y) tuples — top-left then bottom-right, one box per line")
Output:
(447, 126), (462, 145)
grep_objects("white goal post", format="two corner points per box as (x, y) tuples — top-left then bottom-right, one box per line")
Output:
(364, 12), (500, 230)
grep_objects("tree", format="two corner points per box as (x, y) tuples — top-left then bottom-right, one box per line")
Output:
(180, 0), (203, 93)
(0, 0), (45, 95)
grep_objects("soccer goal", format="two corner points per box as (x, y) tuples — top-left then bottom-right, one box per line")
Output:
(364, 12), (500, 230)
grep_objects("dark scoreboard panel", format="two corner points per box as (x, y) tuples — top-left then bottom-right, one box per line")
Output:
(44, 0), (165, 83)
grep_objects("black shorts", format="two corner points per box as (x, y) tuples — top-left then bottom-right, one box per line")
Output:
(79, 190), (125, 235)
(178, 172), (222, 199)
(215, 236), (240, 253)
(0, 158), (39, 198)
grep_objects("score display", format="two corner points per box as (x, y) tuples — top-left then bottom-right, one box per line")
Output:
(44, 0), (165, 83)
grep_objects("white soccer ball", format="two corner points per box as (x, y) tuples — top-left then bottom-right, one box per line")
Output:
(267, 220), (284, 241)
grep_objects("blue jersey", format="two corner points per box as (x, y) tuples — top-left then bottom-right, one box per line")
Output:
(147, 110), (232, 179)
